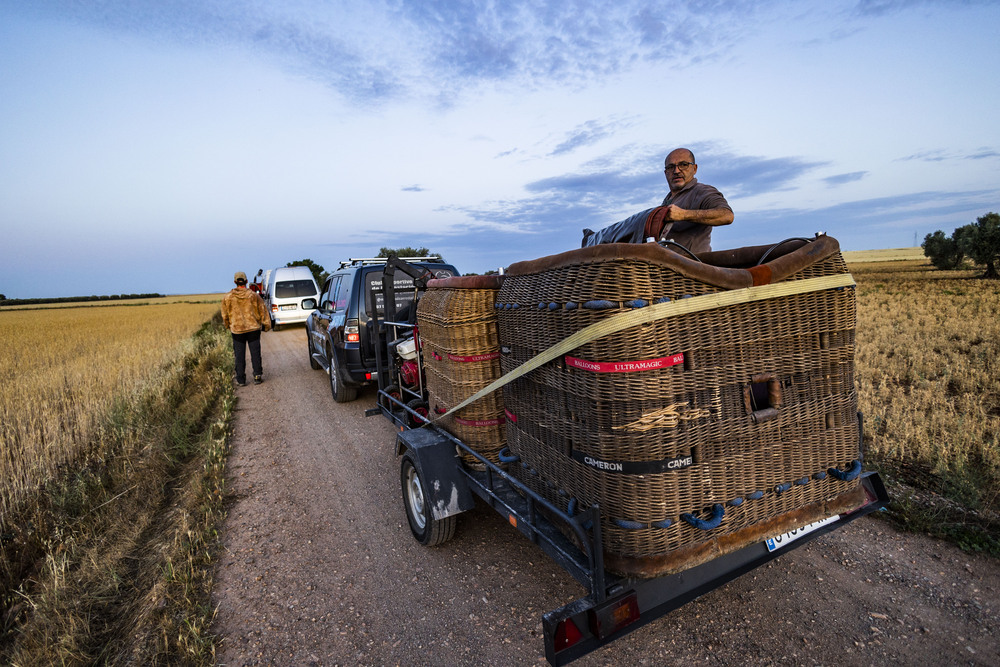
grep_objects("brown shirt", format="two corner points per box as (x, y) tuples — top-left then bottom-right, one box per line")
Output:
(659, 178), (732, 253)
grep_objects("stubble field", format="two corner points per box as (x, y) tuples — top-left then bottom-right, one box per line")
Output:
(851, 260), (1000, 548)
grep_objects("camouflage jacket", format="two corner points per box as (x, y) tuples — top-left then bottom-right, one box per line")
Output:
(221, 287), (270, 334)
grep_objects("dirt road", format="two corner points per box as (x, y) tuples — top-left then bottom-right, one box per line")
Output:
(211, 327), (999, 666)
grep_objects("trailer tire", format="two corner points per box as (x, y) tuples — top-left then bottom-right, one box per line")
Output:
(400, 455), (456, 546)
(378, 384), (402, 411)
(406, 398), (429, 427)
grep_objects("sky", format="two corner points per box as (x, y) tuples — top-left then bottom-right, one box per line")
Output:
(1, 0), (998, 299)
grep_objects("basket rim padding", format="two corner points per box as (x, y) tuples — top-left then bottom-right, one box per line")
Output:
(504, 235), (841, 289)
(425, 274), (505, 290)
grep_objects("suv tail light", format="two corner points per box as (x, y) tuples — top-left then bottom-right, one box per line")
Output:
(346, 319), (360, 343)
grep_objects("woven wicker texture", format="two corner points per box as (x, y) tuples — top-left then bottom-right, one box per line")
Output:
(417, 277), (506, 467)
(496, 238), (862, 576)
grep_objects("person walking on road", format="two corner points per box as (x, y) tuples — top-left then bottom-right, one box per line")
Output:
(221, 271), (270, 386)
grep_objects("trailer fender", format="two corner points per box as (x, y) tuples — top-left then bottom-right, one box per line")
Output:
(395, 428), (475, 520)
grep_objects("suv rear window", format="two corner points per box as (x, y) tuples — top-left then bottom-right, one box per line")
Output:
(275, 280), (317, 298)
(363, 267), (456, 316)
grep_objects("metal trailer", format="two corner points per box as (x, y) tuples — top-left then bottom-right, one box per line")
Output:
(363, 256), (891, 666)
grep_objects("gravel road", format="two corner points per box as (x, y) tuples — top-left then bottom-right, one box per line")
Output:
(211, 327), (1000, 666)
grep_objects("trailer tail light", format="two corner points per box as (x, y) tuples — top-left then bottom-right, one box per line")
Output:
(591, 593), (640, 639)
(553, 617), (583, 651)
(346, 320), (360, 343)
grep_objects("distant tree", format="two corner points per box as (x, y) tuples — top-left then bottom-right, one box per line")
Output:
(286, 259), (327, 286)
(922, 230), (965, 270)
(377, 247), (446, 263)
(957, 212), (1000, 279)
(0, 294), (6, 301)
(923, 212), (1000, 278)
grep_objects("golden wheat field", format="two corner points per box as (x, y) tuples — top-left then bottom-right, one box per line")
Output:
(0, 300), (221, 520)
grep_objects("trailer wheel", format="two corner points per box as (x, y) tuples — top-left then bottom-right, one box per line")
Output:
(378, 384), (402, 411)
(401, 455), (456, 546)
(406, 398), (429, 427)
(328, 349), (358, 403)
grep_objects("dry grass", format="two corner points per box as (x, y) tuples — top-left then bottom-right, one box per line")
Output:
(850, 258), (1000, 551)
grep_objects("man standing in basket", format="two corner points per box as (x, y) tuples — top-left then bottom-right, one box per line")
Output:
(221, 271), (270, 386)
(582, 147), (734, 253)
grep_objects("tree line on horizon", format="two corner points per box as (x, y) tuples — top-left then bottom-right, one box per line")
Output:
(0, 293), (165, 307)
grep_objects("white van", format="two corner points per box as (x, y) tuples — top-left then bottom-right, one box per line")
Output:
(264, 266), (320, 330)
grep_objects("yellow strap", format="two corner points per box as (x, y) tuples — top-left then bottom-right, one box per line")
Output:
(432, 273), (855, 421)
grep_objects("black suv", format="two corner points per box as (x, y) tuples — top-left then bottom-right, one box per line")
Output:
(306, 256), (458, 402)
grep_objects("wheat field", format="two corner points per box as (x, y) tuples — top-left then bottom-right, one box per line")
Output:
(0, 301), (221, 521)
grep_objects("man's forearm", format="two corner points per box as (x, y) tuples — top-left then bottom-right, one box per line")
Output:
(665, 205), (734, 226)
(686, 207), (734, 226)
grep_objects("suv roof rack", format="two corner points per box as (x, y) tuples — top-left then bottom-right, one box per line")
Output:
(338, 256), (442, 269)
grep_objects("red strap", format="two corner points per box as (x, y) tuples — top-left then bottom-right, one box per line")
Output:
(747, 265), (772, 286)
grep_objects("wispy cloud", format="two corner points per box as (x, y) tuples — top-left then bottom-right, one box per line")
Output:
(401, 184), (426, 192)
(549, 118), (626, 156)
(824, 171), (868, 186)
(852, 0), (993, 18)
(897, 149), (950, 162)
(967, 148), (1000, 160)
(693, 150), (828, 198)
(14, 0), (767, 105)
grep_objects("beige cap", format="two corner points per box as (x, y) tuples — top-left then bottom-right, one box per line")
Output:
(234, 271), (247, 282)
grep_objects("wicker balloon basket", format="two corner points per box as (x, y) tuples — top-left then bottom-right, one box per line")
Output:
(495, 236), (866, 578)
(417, 275), (506, 468)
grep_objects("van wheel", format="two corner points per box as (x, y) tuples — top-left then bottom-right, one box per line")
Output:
(329, 349), (358, 403)
(272, 319), (281, 332)
(401, 455), (456, 546)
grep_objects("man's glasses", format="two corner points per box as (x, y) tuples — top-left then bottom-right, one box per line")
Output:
(664, 161), (694, 172)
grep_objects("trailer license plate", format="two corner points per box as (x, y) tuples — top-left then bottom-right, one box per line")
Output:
(765, 515), (838, 552)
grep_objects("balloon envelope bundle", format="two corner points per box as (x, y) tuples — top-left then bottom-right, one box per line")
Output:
(494, 236), (867, 577)
(417, 275), (506, 468)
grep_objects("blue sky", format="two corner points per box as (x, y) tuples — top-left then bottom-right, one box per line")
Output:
(1, 0), (998, 298)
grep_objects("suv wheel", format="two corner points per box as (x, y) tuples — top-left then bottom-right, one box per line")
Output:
(329, 347), (358, 403)
(307, 335), (322, 370)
